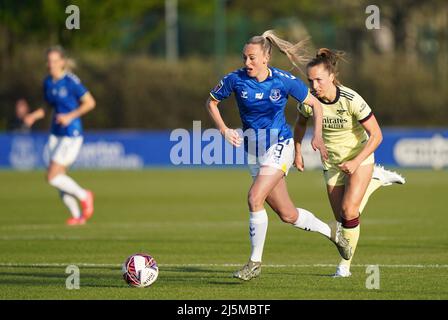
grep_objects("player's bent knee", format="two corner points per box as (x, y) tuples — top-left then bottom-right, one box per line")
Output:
(274, 206), (298, 224)
(279, 214), (296, 224)
(46, 172), (55, 184)
(47, 163), (66, 184)
(47, 172), (63, 186)
(341, 203), (360, 220)
(47, 174), (57, 185)
(247, 192), (265, 211)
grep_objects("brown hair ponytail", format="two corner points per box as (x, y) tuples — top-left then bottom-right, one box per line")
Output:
(307, 48), (345, 85)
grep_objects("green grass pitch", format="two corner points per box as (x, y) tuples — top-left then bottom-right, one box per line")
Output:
(0, 169), (447, 299)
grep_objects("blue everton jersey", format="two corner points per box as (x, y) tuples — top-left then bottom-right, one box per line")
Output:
(43, 73), (88, 137)
(210, 66), (309, 151)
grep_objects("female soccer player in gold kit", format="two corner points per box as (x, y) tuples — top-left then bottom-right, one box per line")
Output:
(294, 48), (405, 277)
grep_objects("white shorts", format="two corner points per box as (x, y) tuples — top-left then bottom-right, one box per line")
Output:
(48, 134), (83, 167)
(248, 138), (295, 177)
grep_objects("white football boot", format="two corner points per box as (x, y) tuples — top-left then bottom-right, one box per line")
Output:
(372, 165), (406, 186)
(332, 264), (352, 278)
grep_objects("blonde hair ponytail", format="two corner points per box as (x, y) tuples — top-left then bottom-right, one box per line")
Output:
(46, 45), (76, 72)
(262, 30), (310, 69)
(65, 58), (76, 72)
(246, 30), (310, 71)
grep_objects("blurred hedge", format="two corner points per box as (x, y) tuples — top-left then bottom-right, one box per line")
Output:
(0, 44), (446, 131)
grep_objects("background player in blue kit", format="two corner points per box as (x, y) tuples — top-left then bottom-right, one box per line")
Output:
(206, 30), (352, 281)
(25, 46), (96, 226)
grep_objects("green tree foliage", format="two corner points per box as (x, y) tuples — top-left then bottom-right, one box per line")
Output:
(0, 0), (446, 129)
(0, 0), (165, 54)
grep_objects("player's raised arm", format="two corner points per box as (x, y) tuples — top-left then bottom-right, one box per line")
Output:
(303, 94), (328, 160)
(338, 114), (383, 175)
(293, 113), (309, 171)
(23, 107), (46, 128)
(206, 96), (242, 147)
(207, 72), (242, 148)
(56, 92), (96, 127)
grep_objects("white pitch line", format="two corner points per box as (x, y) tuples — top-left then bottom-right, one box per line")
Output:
(0, 236), (429, 241)
(0, 235), (445, 242)
(0, 262), (447, 269)
(0, 222), (245, 231)
(0, 219), (406, 232)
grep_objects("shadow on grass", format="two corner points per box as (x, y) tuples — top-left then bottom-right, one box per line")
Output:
(0, 265), (240, 289)
(1, 265), (120, 271)
(0, 269), (123, 288)
(163, 266), (228, 274)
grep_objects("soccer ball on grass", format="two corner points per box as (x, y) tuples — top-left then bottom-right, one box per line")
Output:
(122, 253), (159, 288)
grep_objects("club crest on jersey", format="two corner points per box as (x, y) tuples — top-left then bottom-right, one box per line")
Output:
(269, 89), (281, 102)
(336, 109), (346, 116)
(59, 87), (68, 98)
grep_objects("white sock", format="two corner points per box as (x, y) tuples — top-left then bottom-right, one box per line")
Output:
(49, 174), (87, 201)
(60, 191), (81, 219)
(249, 209), (268, 263)
(294, 208), (331, 238)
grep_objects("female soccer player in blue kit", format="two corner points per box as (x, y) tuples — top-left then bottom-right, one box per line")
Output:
(206, 30), (352, 281)
(25, 46), (96, 226)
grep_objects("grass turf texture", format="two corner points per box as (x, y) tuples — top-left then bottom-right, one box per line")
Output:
(0, 169), (447, 299)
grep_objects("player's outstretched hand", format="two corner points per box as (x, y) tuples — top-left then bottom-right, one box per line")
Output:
(338, 160), (360, 175)
(55, 113), (74, 127)
(311, 135), (328, 161)
(223, 128), (243, 147)
(23, 114), (35, 128)
(293, 153), (305, 172)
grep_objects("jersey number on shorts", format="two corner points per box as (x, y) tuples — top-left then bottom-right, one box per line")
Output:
(273, 143), (284, 159)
